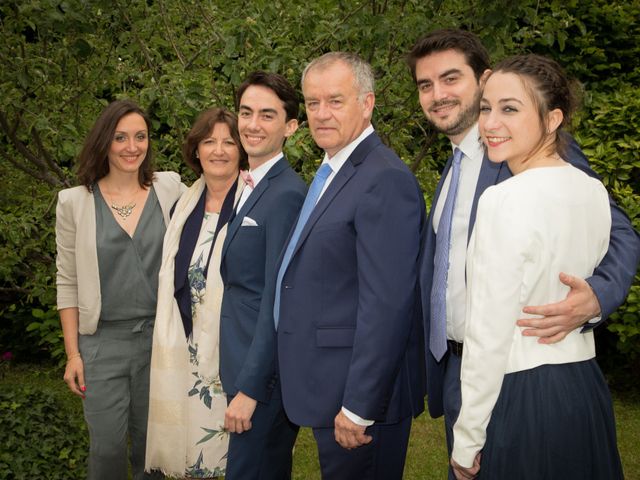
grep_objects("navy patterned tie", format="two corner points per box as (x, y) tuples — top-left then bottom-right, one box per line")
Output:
(274, 162), (333, 329)
(430, 148), (463, 360)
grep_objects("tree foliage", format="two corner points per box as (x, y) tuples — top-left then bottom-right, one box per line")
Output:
(0, 0), (638, 362)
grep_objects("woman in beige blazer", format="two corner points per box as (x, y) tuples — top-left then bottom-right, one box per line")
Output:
(55, 99), (184, 480)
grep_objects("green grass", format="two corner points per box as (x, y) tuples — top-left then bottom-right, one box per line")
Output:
(291, 414), (449, 479)
(293, 396), (640, 479)
(2, 363), (639, 479)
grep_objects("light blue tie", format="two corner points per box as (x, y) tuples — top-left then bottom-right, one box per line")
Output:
(274, 162), (334, 329)
(430, 148), (463, 360)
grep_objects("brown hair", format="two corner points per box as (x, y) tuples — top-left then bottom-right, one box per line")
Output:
(407, 28), (490, 83)
(491, 54), (577, 158)
(76, 100), (154, 190)
(182, 107), (248, 174)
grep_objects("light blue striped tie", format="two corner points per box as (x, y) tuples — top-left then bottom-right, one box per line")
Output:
(274, 162), (333, 329)
(430, 148), (463, 360)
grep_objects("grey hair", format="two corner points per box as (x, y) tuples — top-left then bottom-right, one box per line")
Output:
(302, 52), (374, 98)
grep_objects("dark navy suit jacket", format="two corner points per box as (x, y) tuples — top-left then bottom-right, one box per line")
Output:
(420, 135), (640, 418)
(277, 132), (427, 427)
(219, 157), (306, 404)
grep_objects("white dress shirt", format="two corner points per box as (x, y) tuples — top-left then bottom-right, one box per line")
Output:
(452, 165), (611, 467)
(235, 153), (283, 212)
(318, 124), (374, 200)
(431, 124), (484, 342)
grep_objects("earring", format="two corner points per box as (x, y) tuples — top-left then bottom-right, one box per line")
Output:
(195, 152), (200, 159)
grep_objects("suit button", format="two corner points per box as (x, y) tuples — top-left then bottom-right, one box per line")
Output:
(225, 285), (231, 290)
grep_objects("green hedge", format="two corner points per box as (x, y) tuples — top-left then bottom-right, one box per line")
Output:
(0, 385), (88, 479)
(573, 83), (640, 361)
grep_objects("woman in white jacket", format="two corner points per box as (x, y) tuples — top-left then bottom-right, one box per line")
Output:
(451, 55), (624, 480)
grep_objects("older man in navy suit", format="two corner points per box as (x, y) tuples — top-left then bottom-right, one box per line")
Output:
(406, 29), (640, 478)
(219, 71), (306, 479)
(274, 52), (426, 480)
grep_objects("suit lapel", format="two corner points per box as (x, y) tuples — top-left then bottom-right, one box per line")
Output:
(290, 133), (380, 259)
(223, 180), (268, 259)
(430, 154), (453, 223)
(468, 153), (512, 240)
(221, 157), (289, 260)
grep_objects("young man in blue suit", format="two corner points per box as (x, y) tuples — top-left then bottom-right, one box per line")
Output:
(407, 28), (640, 477)
(274, 52), (426, 479)
(219, 71), (306, 479)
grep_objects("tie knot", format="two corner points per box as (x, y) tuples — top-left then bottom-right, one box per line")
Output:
(240, 170), (255, 189)
(453, 148), (463, 165)
(316, 162), (333, 181)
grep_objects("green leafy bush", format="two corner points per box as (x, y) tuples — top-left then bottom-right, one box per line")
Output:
(0, 386), (88, 479)
(576, 84), (640, 207)
(0, 165), (60, 363)
(573, 82), (640, 361)
(26, 307), (66, 365)
(607, 280), (640, 356)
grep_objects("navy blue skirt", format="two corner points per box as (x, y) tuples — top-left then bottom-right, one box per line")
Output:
(478, 359), (623, 480)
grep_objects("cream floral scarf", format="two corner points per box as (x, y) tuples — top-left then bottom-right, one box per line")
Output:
(145, 175), (244, 476)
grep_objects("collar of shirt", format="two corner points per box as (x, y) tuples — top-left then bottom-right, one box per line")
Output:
(433, 123), (484, 231)
(235, 153), (283, 214)
(319, 124), (374, 198)
(247, 153), (284, 188)
(451, 123), (483, 162)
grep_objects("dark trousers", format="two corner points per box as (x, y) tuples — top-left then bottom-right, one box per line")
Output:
(311, 416), (412, 480)
(224, 389), (299, 480)
(443, 352), (462, 480)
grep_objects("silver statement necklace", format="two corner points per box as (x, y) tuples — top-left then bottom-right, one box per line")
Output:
(106, 187), (138, 219)
(111, 201), (136, 219)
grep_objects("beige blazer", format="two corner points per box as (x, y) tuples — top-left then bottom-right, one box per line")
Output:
(55, 171), (185, 334)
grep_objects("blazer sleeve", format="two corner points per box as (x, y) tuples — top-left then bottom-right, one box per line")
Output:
(564, 136), (640, 321)
(452, 188), (528, 468)
(55, 190), (78, 309)
(154, 171), (187, 223)
(234, 185), (306, 403)
(341, 166), (424, 419)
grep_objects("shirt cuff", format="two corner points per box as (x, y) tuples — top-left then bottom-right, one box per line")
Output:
(587, 314), (602, 324)
(341, 407), (374, 426)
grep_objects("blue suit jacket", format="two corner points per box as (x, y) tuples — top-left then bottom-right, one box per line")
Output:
(277, 132), (427, 427)
(420, 135), (640, 418)
(219, 157), (306, 404)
